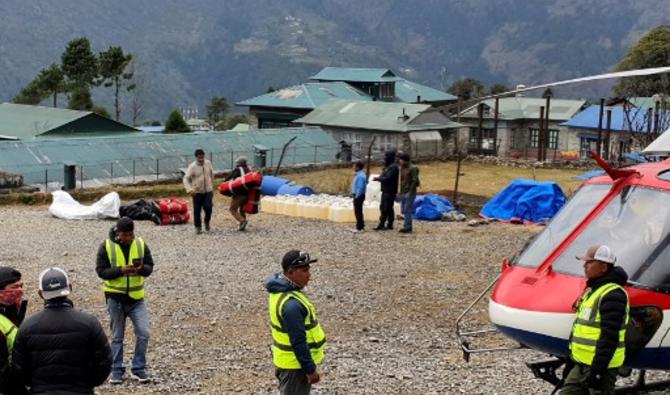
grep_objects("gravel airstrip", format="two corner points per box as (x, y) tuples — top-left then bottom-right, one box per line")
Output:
(0, 201), (605, 394)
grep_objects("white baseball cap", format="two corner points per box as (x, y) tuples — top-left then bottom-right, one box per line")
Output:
(577, 245), (617, 265)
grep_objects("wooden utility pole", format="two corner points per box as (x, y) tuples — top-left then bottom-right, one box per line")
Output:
(537, 106), (545, 161)
(477, 103), (484, 154)
(543, 96), (551, 161)
(605, 109), (612, 160)
(493, 98), (499, 156)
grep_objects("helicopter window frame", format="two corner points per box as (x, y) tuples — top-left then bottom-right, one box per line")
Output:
(513, 183), (611, 268)
(550, 186), (670, 292)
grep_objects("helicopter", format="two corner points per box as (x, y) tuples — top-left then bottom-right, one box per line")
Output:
(455, 66), (670, 393)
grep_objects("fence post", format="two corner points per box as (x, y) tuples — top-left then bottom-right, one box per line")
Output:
(110, 162), (114, 184)
(270, 148), (274, 167)
(156, 159), (159, 180)
(313, 145), (318, 163)
(210, 151), (213, 162)
(80, 165), (84, 189)
(230, 151), (234, 169)
(133, 160), (136, 183)
(45, 169), (48, 191)
(435, 139), (438, 157)
(293, 146), (297, 164)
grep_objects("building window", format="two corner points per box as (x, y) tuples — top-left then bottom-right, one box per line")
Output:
(469, 128), (496, 150)
(529, 128), (559, 149)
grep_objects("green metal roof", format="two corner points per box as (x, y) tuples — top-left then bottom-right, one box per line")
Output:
(394, 79), (456, 102)
(0, 102), (138, 139)
(310, 67), (397, 82)
(295, 99), (463, 133)
(0, 127), (337, 185)
(236, 82), (371, 109)
(629, 97), (657, 109)
(460, 97), (586, 121)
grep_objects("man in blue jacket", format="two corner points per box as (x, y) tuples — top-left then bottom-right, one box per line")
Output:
(265, 250), (327, 395)
(351, 161), (367, 232)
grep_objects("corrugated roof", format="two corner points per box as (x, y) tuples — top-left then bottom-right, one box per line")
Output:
(561, 105), (666, 132)
(236, 82), (372, 109)
(461, 97), (586, 121)
(310, 67), (397, 82)
(394, 79), (456, 102)
(295, 99), (463, 133)
(0, 127), (337, 185)
(0, 102), (138, 139)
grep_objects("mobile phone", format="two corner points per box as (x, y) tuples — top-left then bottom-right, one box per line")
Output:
(132, 259), (142, 267)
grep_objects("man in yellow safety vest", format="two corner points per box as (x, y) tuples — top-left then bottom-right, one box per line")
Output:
(96, 217), (154, 385)
(265, 250), (326, 395)
(560, 245), (629, 395)
(0, 267), (27, 394)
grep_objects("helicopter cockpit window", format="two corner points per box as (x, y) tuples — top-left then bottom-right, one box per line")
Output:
(552, 186), (670, 292)
(515, 184), (611, 268)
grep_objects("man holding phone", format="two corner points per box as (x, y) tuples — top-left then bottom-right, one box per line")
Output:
(96, 217), (154, 385)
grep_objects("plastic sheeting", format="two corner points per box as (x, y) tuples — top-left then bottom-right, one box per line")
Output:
(413, 194), (455, 221)
(480, 179), (566, 224)
(49, 191), (120, 220)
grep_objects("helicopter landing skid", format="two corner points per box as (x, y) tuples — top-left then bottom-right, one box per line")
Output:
(527, 358), (670, 394)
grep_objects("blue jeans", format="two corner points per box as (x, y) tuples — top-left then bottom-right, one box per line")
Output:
(106, 298), (150, 376)
(400, 192), (416, 230)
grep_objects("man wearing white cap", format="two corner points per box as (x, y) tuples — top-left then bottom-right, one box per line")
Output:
(12, 267), (112, 394)
(560, 245), (629, 395)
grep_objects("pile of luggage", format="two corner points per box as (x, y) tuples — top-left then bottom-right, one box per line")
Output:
(219, 171), (262, 215)
(120, 197), (191, 225)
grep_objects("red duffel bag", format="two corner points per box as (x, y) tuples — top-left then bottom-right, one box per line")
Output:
(161, 211), (190, 225)
(243, 187), (261, 215)
(157, 198), (189, 214)
(219, 172), (263, 197)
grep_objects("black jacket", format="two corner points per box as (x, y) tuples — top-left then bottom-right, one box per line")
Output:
(12, 298), (112, 394)
(583, 266), (629, 372)
(95, 227), (154, 305)
(376, 151), (399, 194)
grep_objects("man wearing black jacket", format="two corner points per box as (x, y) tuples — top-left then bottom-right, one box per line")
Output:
(373, 150), (399, 230)
(96, 217), (154, 384)
(12, 267), (111, 394)
(561, 245), (629, 395)
(0, 267), (27, 395)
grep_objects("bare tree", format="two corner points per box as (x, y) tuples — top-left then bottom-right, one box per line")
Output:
(621, 95), (670, 150)
(125, 59), (148, 126)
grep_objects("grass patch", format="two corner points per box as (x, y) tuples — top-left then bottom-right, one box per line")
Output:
(283, 161), (592, 198)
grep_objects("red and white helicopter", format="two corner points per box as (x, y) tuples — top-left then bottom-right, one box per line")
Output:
(456, 66), (670, 393)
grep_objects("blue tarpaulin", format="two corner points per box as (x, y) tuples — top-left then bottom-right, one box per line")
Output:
(480, 179), (566, 224)
(413, 194), (455, 221)
(573, 170), (605, 180)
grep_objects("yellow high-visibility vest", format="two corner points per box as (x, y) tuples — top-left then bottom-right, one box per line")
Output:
(103, 238), (146, 300)
(570, 283), (629, 368)
(268, 290), (326, 369)
(0, 314), (16, 359)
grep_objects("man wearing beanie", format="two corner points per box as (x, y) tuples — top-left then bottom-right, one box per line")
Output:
(96, 217), (154, 384)
(12, 267), (111, 394)
(0, 266), (27, 394)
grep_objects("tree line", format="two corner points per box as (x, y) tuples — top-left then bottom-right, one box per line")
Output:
(13, 37), (134, 121)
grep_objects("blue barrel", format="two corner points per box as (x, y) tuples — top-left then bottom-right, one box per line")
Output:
(277, 183), (315, 196)
(260, 176), (290, 196)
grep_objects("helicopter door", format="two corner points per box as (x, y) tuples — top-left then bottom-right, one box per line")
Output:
(625, 305), (663, 360)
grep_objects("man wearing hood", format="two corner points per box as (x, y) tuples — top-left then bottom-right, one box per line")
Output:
(0, 266), (27, 394)
(12, 267), (111, 394)
(265, 250), (326, 395)
(96, 217), (154, 385)
(560, 245), (629, 395)
(373, 150), (399, 230)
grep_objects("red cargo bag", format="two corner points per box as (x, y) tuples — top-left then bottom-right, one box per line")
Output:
(218, 172), (263, 197)
(243, 187), (261, 215)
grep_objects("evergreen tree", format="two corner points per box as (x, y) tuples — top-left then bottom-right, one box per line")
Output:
(206, 96), (229, 129)
(13, 80), (44, 105)
(69, 86), (94, 111)
(490, 84), (509, 95)
(448, 78), (486, 101)
(36, 63), (66, 107)
(613, 25), (670, 97)
(92, 105), (111, 118)
(165, 110), (190, 133)
(61, 37), (98, 109)
(97, 46), (135, 121)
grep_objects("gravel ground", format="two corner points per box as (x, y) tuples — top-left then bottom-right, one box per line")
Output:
(1, 201), (667, 394)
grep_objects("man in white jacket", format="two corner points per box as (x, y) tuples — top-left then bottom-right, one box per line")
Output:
(183, 148), (214, 234)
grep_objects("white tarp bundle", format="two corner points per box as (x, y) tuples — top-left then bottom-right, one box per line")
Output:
(49, 191), (120, 220)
